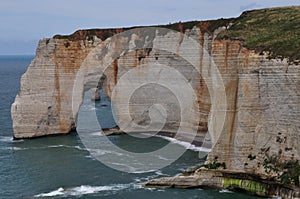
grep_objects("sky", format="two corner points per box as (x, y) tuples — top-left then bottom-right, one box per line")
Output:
(0, 0), (299, 55)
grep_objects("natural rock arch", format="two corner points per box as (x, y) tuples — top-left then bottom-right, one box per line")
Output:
(11, 26), (300, 177)
(70, 27), (224, 145)
(12, 27), (221, 140)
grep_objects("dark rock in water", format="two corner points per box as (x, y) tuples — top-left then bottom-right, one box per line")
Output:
(91, 88), (101, 101)
(100, 103), (107, 107)
(102, 126), (124, 136)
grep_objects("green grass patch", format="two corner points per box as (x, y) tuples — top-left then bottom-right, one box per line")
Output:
(216, 6), (300, 63)
(53, 6), (299, 63)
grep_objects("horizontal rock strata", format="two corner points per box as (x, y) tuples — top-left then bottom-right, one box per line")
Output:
(11, 6), (300, 199)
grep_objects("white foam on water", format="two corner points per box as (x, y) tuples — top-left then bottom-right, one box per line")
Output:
(1, 145), (87, 152)
(89, 148), (124, 156)
(0, 147), (27, 151)
(35, 187), (65, 197)
(0, 136), (23, 143)
(219, 189), (234, 193)
(155, 135), (211, 152)
(154, 170), (168, 176)
(131, 170), (157, 174)
(48, 145), (65, 148)
(85, 155), (96, 160)
(48, 145), (86, 151)
(69, 185), (123, 195)
(107, 161), (157, 174)
(91, 131), (103, 136)
(1, 144), (87, 152)
(11, 147), (25, 151)
(144, 187), (156, 191)
(156, 155), (172, 161)
(73, 145), (86, 151)
(34, 183), (138, 197)
(133, 170), (169, 184)
(25, 145), (87, 151)
(0, 136), (13, 142)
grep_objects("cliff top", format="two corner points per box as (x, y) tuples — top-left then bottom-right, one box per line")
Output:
(53, 6), (300, 63)
(53, 21), (215, 41)
(217, 6), (300, 63)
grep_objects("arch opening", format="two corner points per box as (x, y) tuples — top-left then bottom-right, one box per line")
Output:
(70, 27), (226, 172)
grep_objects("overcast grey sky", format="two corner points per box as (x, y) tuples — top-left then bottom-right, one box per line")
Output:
(0, 0), (299, 55)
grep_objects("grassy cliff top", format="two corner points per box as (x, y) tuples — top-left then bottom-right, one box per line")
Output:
(216, 6), (300, 63)
(54, 6), (299, 63)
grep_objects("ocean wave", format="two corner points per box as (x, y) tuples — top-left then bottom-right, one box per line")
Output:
(35, 188), (64, 197)
(156, 155), (172, 161)
(88, 148), (124, 156)
(219, 189), (234, 193)
(154, 170), (168, 176)
(42, 145), (85, 151)
(155, 135), (211, 153)
(34, 183), (139, 197)
(85, 155), (97, 160)
(133, 170), (169, 183)
(1, 145), (86, 151)
(47, 145), (86, 151)
(0, 136), (23, 143)
(107, 162), (157, 174)
(90, 131), (103, 136)
(0, 146), (26, 151)
(30, 145), (86, 151)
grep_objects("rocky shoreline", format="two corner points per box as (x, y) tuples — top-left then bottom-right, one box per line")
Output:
(143, 168), (300, 199)
(103, 127), (300, 199)
(10, 6), (300, 199)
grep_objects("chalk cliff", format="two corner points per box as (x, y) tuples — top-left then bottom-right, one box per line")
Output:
(12, 6), (300, 198)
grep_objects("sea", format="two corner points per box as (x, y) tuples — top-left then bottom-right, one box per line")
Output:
(0, 55), (260, 198)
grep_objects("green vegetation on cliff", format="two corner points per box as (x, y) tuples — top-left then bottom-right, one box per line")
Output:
(54, 6), (299, 63)
(263, 155), (300, 187)
(216, 6), (300, 63)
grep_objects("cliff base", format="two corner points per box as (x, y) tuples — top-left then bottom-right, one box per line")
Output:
(144, 169), (300, 198)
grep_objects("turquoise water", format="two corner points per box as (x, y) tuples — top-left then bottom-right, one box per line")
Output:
(0, 56), (260, 198)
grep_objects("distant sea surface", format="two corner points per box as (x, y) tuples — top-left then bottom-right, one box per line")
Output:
(0, 55), (260, 198)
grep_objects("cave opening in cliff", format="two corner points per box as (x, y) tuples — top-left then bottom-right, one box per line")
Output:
(71, 42), (216, 165)
(78, 87), (117, 130)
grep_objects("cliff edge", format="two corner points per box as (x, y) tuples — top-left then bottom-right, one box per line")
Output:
(11, 6), (300, 198)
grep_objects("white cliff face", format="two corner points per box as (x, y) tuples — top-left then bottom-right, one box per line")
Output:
(11, 38), (97, 138)
(11, 28), (206, 139)
(207, 40), (300, 175)
(11, 25), (300, 178)
(12, 39), (60, 138)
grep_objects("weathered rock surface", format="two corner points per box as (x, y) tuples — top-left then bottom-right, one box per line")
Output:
(90, 88), (101, 101)
(144, 169), (300, 198)
(11, 37), (98, 138)
(11, 6), (300, 198)
(12, 26), (211, 139)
